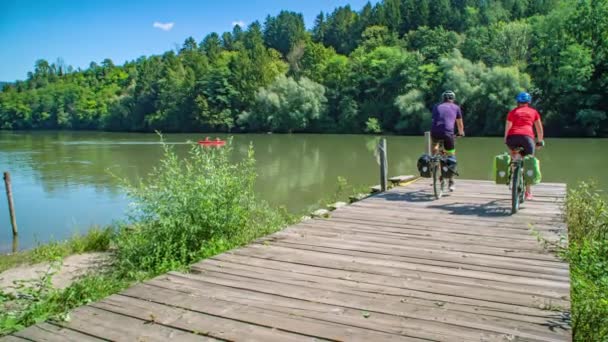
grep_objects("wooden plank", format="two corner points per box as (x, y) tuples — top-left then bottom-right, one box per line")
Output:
(288, 222), (552, 252)
(347, 202), (565, 223)
(145, 274), (532, 341)
(230, 245), (569, 300)
(276, 225), (562, 263)
(326, 215), (566, 244)
(12, 322), (104, 342)
(165, 271), (567, 341)
(295, 219), (565, 250)
(264, 234), (570, 280)
(341, 196), (566, 219)
(193, 258), (565, 323)
(330, 209), (565, 233)
(92, 294), (318, 342)
(56, 306), (211, 341)
(208, 252), (567, 310)
(389, 175), (416, 184)
(246, 244), (569, 297)
(325, 216), (565, 241)
(124, 281), (425, 341)
(328, 214), (565, 236)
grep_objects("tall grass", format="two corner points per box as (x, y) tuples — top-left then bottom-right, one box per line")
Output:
(1, 139), (292, 335)
(114, 139), (292, 278)
(565, 182), (608, 341)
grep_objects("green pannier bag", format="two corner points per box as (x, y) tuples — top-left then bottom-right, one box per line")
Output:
(523, 155), (542, 185)
(494, 153), (511, 184)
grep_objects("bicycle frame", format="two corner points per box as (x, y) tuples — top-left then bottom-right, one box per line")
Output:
(509, 150), (526, 214)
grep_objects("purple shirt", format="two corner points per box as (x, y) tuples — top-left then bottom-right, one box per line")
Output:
(431, 102), (462, 135)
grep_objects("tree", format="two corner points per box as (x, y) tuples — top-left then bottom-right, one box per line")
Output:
(200, 33), (222, 61)
(359, 26), (399, 51)
(405, 26), (462, 62)
(263, 11), (307, 56)
(350, 46), (425, 130)
(322, 6), (359, 54)
(395, 89), (431, 133)
(181, 37), (198, 52)
(439, 50), (532, 135)
(239, 75), (327, 132)
(312, 12), (327, 42)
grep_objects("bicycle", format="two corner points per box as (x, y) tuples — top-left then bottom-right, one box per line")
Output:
(430, 134), (462, 200)
(509, 147), (526, 214)
(509, 141), (544, 214)
(430, 142), (447, 200)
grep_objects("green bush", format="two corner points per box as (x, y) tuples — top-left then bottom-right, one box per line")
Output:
(114, 139), (291, 277)
(565, 182), (608, 341)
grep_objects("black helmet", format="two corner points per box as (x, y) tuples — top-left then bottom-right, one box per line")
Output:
(442, 90), (456, 101)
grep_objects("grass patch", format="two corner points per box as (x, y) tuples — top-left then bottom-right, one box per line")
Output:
(0, 272), (129, 335)
(0, 227), (114, 273)
(1, 138), (292, 336)
(564, 182), (608, 341)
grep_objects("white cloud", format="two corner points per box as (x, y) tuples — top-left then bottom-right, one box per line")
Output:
(232, 21), (245, 28)
(153, 21), (174, 31)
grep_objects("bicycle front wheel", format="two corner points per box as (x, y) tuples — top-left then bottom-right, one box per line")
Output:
(511, 165), (521, 214)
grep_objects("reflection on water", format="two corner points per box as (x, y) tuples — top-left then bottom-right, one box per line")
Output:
(1, 131), (606, 253)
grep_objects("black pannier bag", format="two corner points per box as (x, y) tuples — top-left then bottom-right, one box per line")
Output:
(417, 154), (432, 178)
(441, 155), (459, 178)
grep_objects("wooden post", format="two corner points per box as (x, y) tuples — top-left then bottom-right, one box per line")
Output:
(3, 172), (18, 237)
(424, 131), (432, 155)
(12, 237), (18, 254)
(378, 138), (388, 192)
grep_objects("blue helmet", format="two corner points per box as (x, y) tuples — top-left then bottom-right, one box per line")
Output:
(516, 92), (531, 103)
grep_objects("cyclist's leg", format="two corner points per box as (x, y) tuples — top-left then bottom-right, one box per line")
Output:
(521, 136), (536, 198)
(430, 133), (442, 155)
(505, 135), (521, 189)
(443, 133), (456, 156)
(443, 134), (456, 190)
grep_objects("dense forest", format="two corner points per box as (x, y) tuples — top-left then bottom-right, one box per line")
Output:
(0, 0), (606, 136)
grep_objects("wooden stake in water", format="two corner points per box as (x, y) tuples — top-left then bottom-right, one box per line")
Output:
(3, 172), (18, 237)
(378, 139), (388, 192)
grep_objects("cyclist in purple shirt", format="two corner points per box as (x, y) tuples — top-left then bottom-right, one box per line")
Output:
(430, 90), (465, 191)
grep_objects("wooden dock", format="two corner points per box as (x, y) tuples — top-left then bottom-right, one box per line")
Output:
(5, 179), (571, 341)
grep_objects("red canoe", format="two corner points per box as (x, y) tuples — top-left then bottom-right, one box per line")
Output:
(198, 137), (226, 147)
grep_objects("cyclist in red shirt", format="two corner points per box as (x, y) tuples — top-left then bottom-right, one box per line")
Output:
(504, 92), (545, 200)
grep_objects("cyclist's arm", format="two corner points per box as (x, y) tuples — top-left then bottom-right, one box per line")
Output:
(456, 118), (464, 136)
(504, 120), (513, 142)
(534, 119), (544, 142)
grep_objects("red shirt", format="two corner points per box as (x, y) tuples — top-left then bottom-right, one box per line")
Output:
(507, 105), (541, 138)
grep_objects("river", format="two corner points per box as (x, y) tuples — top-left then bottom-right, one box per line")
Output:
(0, 131), (606, 253)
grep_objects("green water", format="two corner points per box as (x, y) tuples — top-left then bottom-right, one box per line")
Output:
(1, 131), (606, 252)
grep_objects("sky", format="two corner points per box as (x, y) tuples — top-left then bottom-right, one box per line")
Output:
(0, 0), (377, 81)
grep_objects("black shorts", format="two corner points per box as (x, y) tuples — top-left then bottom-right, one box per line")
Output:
(506, 135), (535, 156)
(431, 132), (455, 152)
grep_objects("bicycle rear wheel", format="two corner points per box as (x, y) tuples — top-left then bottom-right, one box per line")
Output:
(511, 165), (521, 214)
(433, 163), (443, 199)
